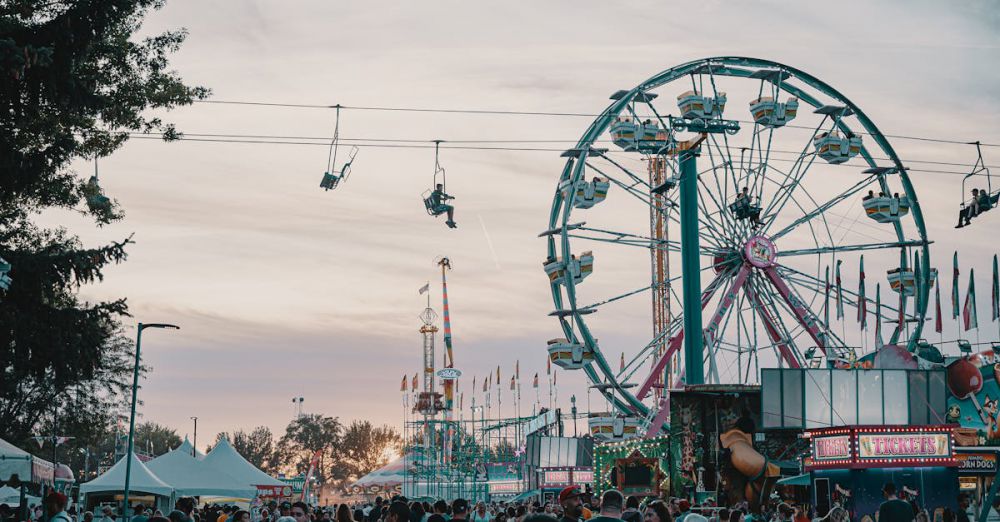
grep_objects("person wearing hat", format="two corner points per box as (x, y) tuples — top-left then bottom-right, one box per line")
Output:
(674, 501), (691, 522)
(43, 492), (71, 522)
(559, 487), (584, 522)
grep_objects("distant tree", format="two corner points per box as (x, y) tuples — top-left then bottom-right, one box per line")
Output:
(337, 421), (402, 481)
(212, 427), (277, 472)
(275, 414), (343, 482)
(134, 421), (181, 457)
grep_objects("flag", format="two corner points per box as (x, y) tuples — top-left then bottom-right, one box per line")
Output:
(56, 436), (71, 446)
(953, 252), (961, 319)
(914, 253), (923, 313)
(965, 268), (979, 331)
(483, 376), (488, 392)
(533, 373), (539, 388)
(835, 260), (844, 320)
(510, 376), (516, 391)
(32, 437), (44, 449)
(547, 354), (551, 375)
(411, 374), (418, 392)
(419, 282), (430, 295)
(620, 352), (625, 372)
(460, 393), (464, 411)
(472, 376), (476, 394)
(824, 265), (831, 326)
(553, 370), (557, 386)
(400, 375), (407, 392)
(497, 365), (500, 384)
(898, 286), (905, 329)
(875, 283), (883, 349)
(993, 254), (999, 321)
(516, 360), (520, 380)
(857, 255), (867, 329)
(935, 276), (943, 334)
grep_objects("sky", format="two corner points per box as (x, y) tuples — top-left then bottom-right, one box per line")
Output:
(42, 0), (1000, 451)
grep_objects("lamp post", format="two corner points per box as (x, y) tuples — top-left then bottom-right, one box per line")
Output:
(123, 322), (178, 517)
(190, 417), (198, 457)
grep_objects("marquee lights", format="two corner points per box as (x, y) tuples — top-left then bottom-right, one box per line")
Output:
(805, 425), (958, 470)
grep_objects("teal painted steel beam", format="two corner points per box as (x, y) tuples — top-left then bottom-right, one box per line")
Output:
(679, 148), (704, 385)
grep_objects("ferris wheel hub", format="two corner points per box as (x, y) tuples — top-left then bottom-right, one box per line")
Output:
(743, 235), (778, 269)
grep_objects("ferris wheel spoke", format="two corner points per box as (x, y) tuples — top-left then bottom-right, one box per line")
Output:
(743, 276), (804, 368)
(778, 266), (904, 325)
(769, 173), (879, 241)
(758, 117), (835, 231)
(593, 152), (652, 190)
(577, 280), (668, 312)
(777, 239), (929, 258)
(586, 162), (658, 208)
(697, 166), (743, 244)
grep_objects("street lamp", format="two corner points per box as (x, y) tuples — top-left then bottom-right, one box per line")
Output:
(123, 322), (178, 517)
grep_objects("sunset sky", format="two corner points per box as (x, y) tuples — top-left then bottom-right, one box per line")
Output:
(44, 0), (1000, 449)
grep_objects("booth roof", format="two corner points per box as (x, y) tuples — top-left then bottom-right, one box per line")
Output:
(0, 437), (54, 484)
(354, 454), (418, 487)
(0, 485), (41, 507)
(173, 437), (205, 460)
(79, 453), (174, 498)
(201, 438), (284, 487)
(147, 447), (256, 499)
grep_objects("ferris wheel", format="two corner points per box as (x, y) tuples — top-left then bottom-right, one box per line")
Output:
(542, 57), (933, 439)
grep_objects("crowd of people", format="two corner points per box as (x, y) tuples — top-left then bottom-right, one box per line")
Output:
(3, 481), (988, 522)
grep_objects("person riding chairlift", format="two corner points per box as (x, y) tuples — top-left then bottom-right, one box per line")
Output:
(430, 183), (457, 228)
(957, 188), (981, 228)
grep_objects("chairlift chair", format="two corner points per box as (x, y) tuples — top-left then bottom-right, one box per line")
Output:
(956, 141), (997, 228)
(84, 160), (112, 213)
(421, 141), (456, 227)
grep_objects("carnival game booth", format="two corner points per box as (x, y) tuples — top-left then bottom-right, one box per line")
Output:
(79, 453), (174, 513)
(804, 425), (958, 520)
(525, 434), (593, 504)
(200, 439), (287, 499)
(351, 455), (405, 498)
(0, 437), (55, 519)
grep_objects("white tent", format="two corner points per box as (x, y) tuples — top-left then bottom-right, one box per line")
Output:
(173, 437), (205, 460)
(0, 438), (54, 484)
(200, 439), (284, 494)
(146, 446), (255, 498)
(0, 485), (40, 507)
(79, 453), (174, 498)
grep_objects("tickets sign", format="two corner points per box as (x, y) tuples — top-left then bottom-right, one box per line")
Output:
(813, 435), (851, 460)
(857, 433), (949, 459)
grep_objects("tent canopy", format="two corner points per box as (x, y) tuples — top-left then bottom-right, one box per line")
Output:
(354, 455), (407, 487)
(173, 437), (205, 460)
(0, 438), (54, 484)
(147, 447), (255, 498)
(201, 439), (284, 488)
(776, 473), (810, 487)
(79, 453), (173, 498)
(0, 485), (41, 507)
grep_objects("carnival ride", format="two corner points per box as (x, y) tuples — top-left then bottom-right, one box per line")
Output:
(543, 57), (936, 440)
(319, 105), (359, 191)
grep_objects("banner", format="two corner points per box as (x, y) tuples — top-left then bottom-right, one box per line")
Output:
(875, 283), (883, 349)
(993, 254), (999, 321)
(935, 276), (943, 334)
(858, 255), (867, 328)
(835, 260), (844, 320)
(824, 265), (831, 327)
(953, 251), (960, 319)
(965, 268), (978, 331)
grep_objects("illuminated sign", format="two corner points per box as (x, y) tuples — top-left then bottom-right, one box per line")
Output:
(574, 471), (594, 484)
(957, 453), (998, 475)
(543, 471), (570, 484)
(857, 434), (949, 459)
(813, 436), (851, 460)
(437, 368), (462, 380)
(959, 476), (978, 490)
(488, 481), (522, 493)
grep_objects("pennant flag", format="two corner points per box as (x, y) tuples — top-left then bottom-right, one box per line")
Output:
(533, 373), (539, 388)
(835, 260), (844, 320)
(56, 437), (71, 446)
(496, 365), (500, 384)
(965, 268), (979, 331)
(914, 253), (923, 313)
(516, 360), (520, 380)
(824, 265), (831, 326)
(935, 276), (943, 334)
(419, 282), (430, 295)
(898, 285), (905, 330)
(412, 374), (418, 392)
(472, 376), (476, 394)
(620, 352), (625, 372)
(993, 254), (999, 321)
(953, 252), (961, 319)
(857, 256), (867, 329)
(875, 283), (883, 349)
(400, 375), (407, 392)
(547, 354), (551, 375)
(510, 375), (516, 391)
(553, 370), (557, 386)
(483, 376), (488, 392)
(460, 393), (464, 411)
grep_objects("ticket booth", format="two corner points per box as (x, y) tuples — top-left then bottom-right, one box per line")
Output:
(805, 425), (959, 521)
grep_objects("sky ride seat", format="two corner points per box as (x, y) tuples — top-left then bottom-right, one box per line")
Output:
(546, 338), (594, 370)
(422, 189), (454, 217)
(0, 257), (11, 292)
(543, 251), (594, 286)
(672, 90), (739, 135)
(887, 267), (937, 297)
(588, 414), (641, 441)
(570, 177), (610, 209)
(83, 176), (112, 213)
(749, 96), (799, 128)
(862, 195), (910, 223)
(813, 131), (862, 164)
(319, 171), (341, 190)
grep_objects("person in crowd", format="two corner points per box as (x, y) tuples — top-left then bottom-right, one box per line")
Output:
(523, 515), (559, 522)
(559, 486), (585, 522)
(335, 505), (353, 522)
(621, 498), (641, 522)
(452, 500), (470, 522)
(956, 494), (971, 522)
(471, 503), (491, 522)
(43, 492), (71, 522)
(675, 501), (691, 522)
(726, 511), (741, 522)
(231, 512), (249, 522)
(411, 503), (426, 522)
(643, 501), (671, 522)
(385, 503), (411, 522)
(878, 483), (914, 522)
(589, 490), (625, 522)
(368, 500), (384, 522)
(277, 517), (296, 522)
(99, 506), (115, 522)
(83, 512), (95, 522)
(432, 502), (450, 522)
(131, 505), (149, 522)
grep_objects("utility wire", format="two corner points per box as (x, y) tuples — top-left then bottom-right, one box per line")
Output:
(193, 99), (1000, 148)
(125, 134), (984, 177)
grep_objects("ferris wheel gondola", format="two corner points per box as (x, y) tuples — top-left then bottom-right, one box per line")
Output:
(543, 57), (932, 437)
